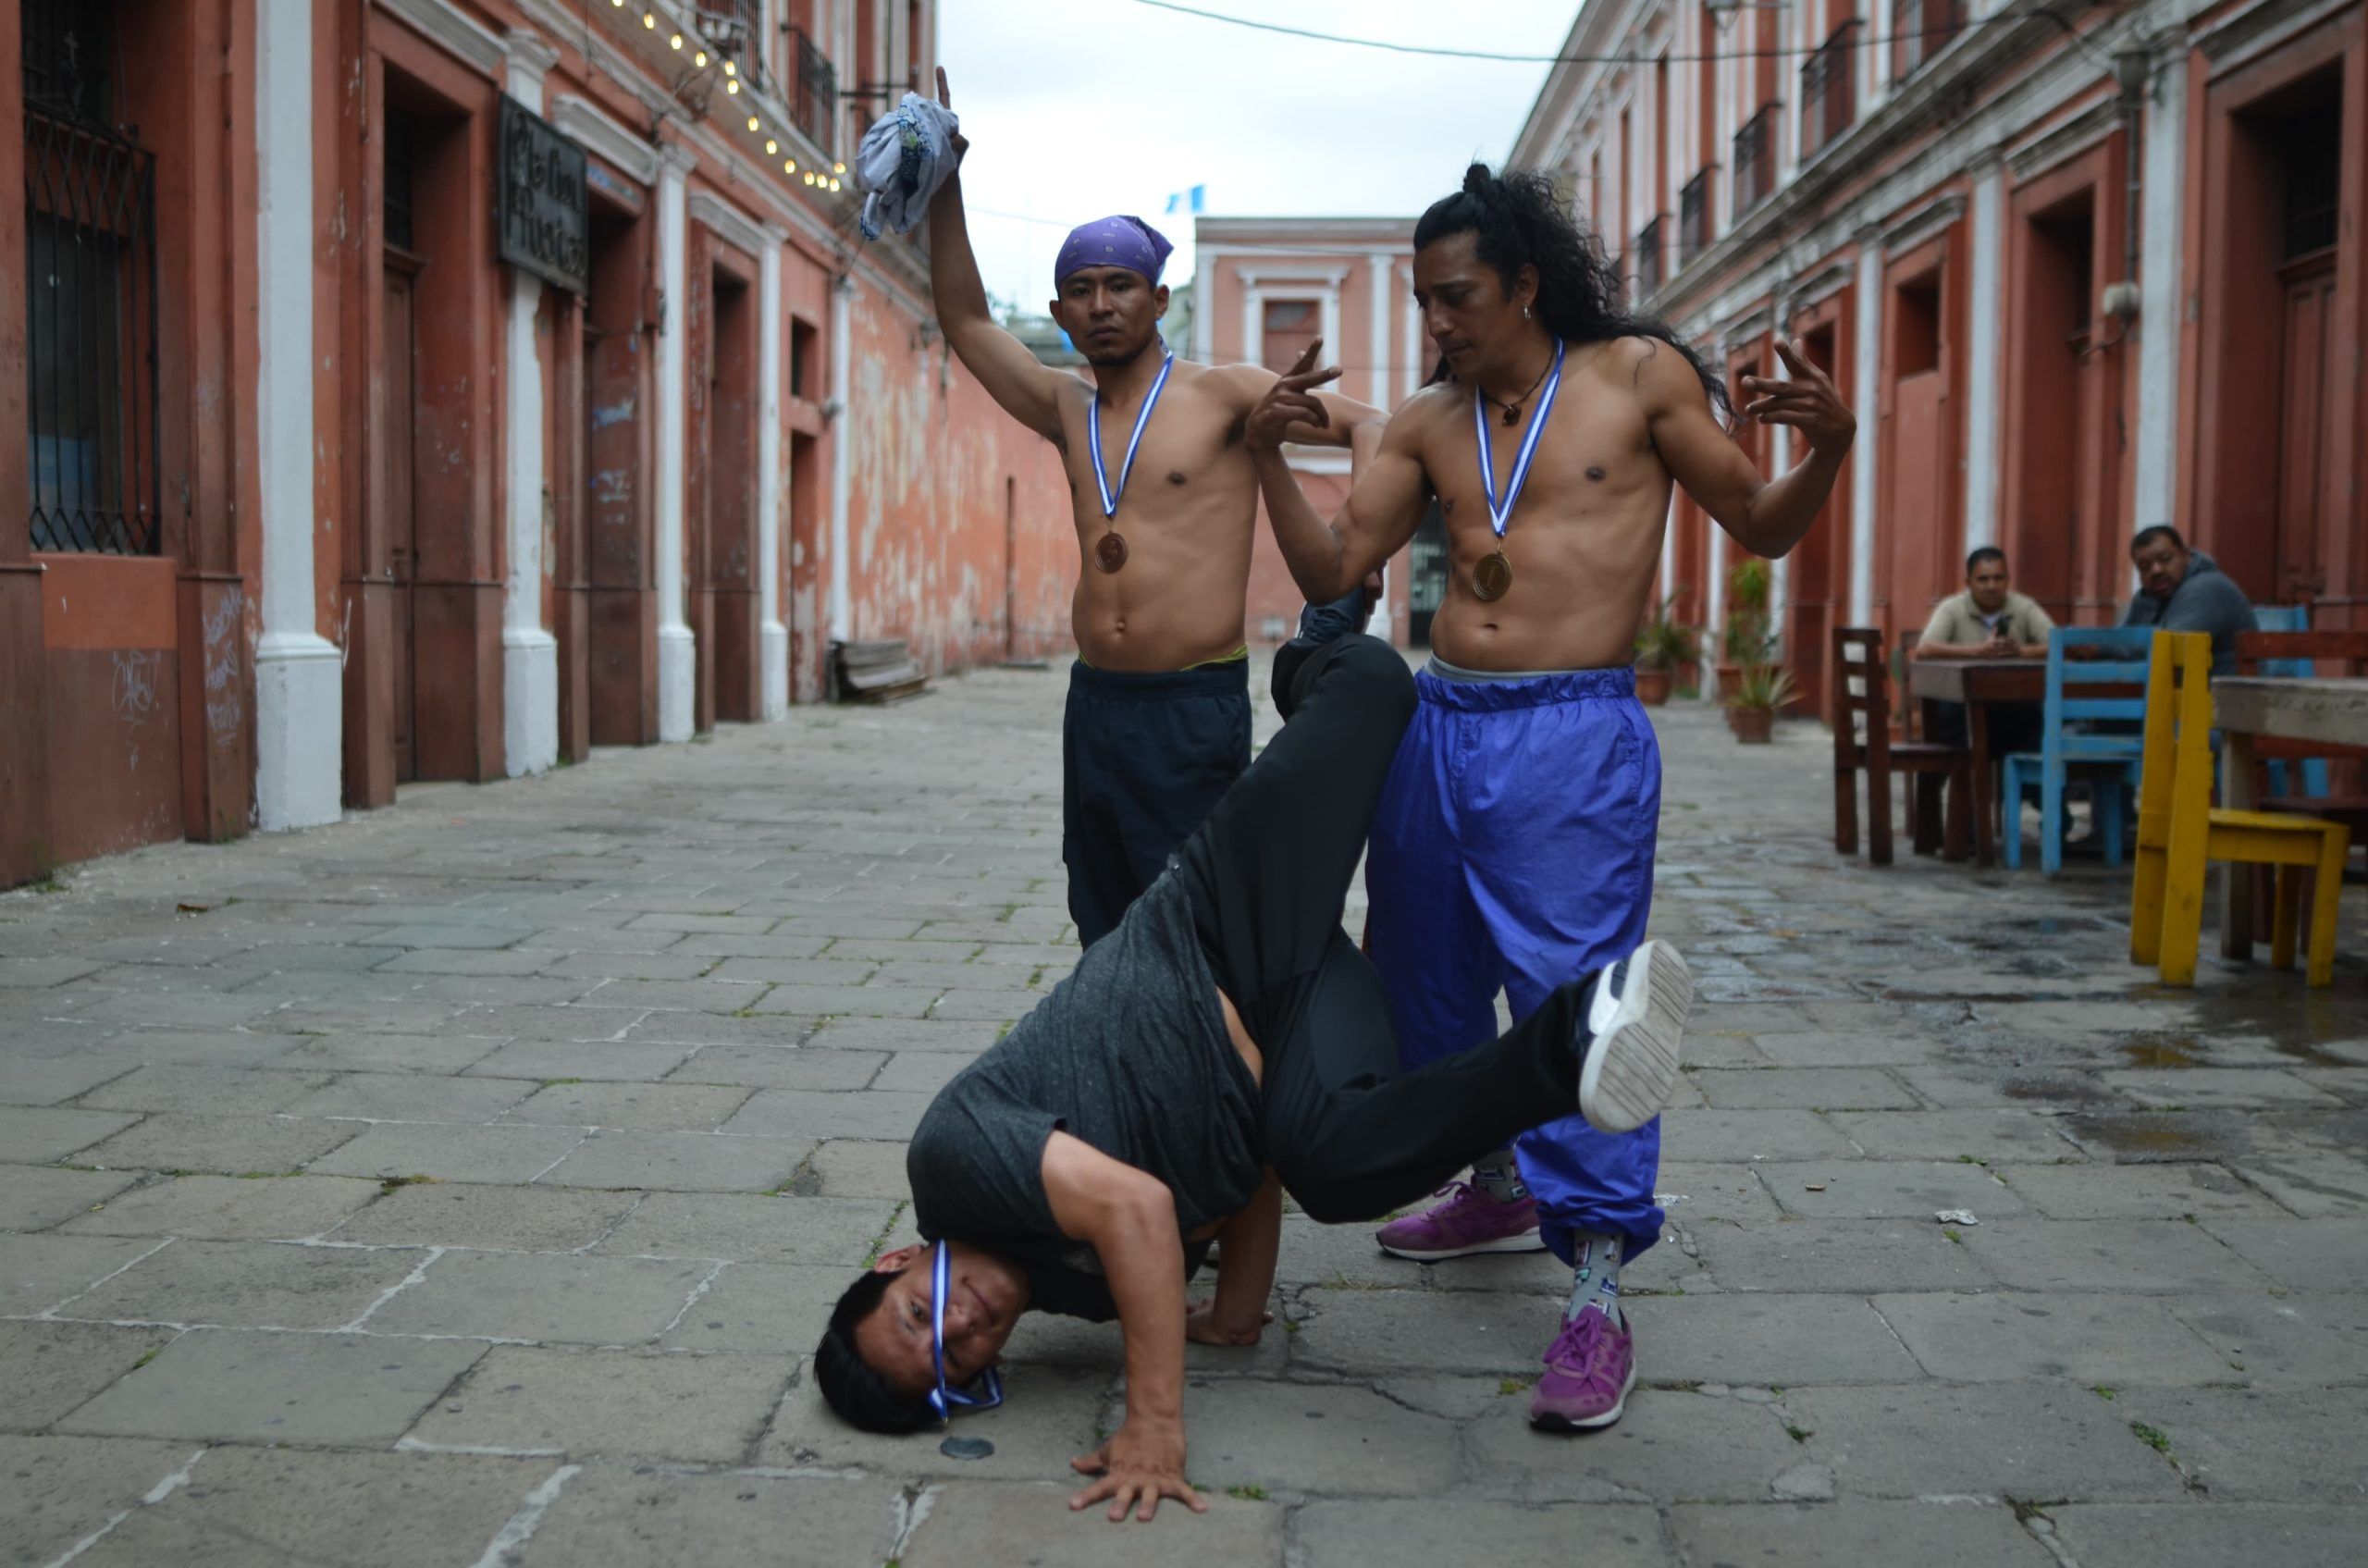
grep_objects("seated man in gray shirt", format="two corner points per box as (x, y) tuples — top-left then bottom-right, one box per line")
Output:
(2121, 525), (2257, 676)
(813, 633), (1691, 1524)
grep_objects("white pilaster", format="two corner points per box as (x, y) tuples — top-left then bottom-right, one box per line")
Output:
(1767, 315), (1794, 660)
(1366, 252), (1393, 409)
(655, 145), (696, 742)
(253, 0), (341, 831)
(758, 225), (790, 718)
(828, 275), (855, 645)
(1849, 232), (1884, 626)
(2133, 55), (2186, 530)
(1962, 154), (2004, 551)
(500, 31), (560, 777)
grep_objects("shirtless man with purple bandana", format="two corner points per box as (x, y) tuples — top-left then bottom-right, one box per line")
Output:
(1247, 165), (1855, 1433)
(924, 70), (1386, 948)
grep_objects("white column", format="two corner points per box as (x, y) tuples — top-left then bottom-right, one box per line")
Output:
(1366, 252), (1392, 408)
(1849, 229), (1883, 626)
(1401, 295), (1423, 404)
(1767, 312), (1794, 660)
(828, 275), (855, 644)
(758, 225), (790, 718)
(654, 146), (696, 742)
(1192, 255), (1215, 364)
(252, 0), (340, 830)
(500, 31), (560, 776)
(1962, 153), (2004, 551)
(2133, 54), (2186, 530)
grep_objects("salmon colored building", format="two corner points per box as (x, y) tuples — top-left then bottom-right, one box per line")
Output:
(1511, 0), (2362, 719)
(1, 0), (1074, 887)
(1192, 216), (1422, 646)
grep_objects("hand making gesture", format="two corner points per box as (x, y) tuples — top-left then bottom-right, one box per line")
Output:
(933, 66), (969, 163)
(1740, 338), (1855, 456)
(1245, 339), (1341, 452)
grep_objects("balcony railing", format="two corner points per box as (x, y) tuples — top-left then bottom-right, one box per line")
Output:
(790, 25), (838, 158)
(1799, 19), (1859, 160)
(1893, 0), (1967, 81)
(1634, 214), (1666, 298)
(1732, 102), (1781, 216)
(1677, 167), (1712, 264)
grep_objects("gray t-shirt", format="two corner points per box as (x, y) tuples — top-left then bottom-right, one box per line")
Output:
(906, 872), (1261, 1319)
(2120, 550), (2256, 675)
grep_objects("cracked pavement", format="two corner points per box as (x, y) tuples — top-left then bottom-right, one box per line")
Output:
(3, 654), (2363, 1566)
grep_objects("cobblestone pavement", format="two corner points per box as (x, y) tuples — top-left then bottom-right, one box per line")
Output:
(4, 655), (2364, 1567)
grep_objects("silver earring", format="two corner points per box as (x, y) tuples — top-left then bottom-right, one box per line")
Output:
(1523, 304), (1532, 320)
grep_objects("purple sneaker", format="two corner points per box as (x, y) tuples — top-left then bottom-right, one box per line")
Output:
(1374, 1181), (1546, 1262)
(1529, 1306), (1637, 1432)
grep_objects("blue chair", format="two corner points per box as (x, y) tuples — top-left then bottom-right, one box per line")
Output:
(2000, 626), (2155, 874)
(2249, 605), (2331, 800)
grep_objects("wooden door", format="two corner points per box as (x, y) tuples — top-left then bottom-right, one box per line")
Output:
(1883, 371), (1945, 649)
(2276, 256), (2336, 604)
(383, 259), (421, 783)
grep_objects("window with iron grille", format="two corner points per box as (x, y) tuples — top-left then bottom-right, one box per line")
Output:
(1732, 103), (1779, 216)
(1633, 215), (1665, 299)
(1893, 0), (1966, 82)
(21, 0), (161, 557)
(1799, 20), (1858, 160)
(790, 25), (838, 158)
(1678, 167), (1712, 264)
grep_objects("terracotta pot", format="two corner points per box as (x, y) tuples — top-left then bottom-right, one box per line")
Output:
(1714, 663), (1744, 703)
(1729, 707), (1775, 744)
(1634, 668), (1672, 706)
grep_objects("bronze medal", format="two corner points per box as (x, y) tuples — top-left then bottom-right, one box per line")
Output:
(1472, 550), (1513, 601)
(1094, 531), (1128, 574)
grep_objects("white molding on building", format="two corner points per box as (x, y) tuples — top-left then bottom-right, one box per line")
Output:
(253, 0), (342, 832)
(2132, 45), (2187, 531)
(828, 275), (855, 644)
(500, 29), (561, 779)
(758, 225), (791, 719)
(1240, 265), (1350, 375)
(1366, 252), (1394, 408)
(376, 0), (508, 76)
(549, 93), (660, 186)
(655, 144), (697, 743)
(1962, 153), (2005, 552)
(1848, 231), (1883, 627)
(689, 191), (772, 261)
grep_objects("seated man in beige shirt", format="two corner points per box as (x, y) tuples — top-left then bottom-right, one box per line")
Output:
(1911, 546), (2053, 754)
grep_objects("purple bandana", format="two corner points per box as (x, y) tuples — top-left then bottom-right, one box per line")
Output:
(1054, 216), (1174, 287)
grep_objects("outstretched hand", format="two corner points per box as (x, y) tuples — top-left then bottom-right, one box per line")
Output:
(1741, 338), (1854, 457)
(1245, 340), (1341, 453)
(934, 67), (969, 163)
(1070, 1416), (1206, 1524)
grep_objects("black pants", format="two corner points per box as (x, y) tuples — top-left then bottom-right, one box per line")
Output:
(1062, 661), (1252, 948)
(1929, 698), (2044, 758)
(1173, 636), (1591, 1225)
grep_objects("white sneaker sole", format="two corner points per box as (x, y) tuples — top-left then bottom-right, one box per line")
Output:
(1375, 1231), (1550, 1263)
(1577, 940), (1691, 1134)
(1531, 1354), (1638, 1433)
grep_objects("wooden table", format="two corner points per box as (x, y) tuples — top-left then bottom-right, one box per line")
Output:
(1906, 659), (2044, 869)
(2214, 677), (2368, 957)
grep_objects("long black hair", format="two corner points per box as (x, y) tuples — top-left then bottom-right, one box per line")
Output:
(814, 1267), (936, 1435)
(1414, 162), (1730, 421)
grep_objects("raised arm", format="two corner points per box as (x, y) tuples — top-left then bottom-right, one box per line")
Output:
(1244, 342), (1434, 601)
(927, 70), (1067, 443)
(1039, 1130), (1204, 1524)
(1644, 336), (1855, 560)
(1208, 361), (1386, 451)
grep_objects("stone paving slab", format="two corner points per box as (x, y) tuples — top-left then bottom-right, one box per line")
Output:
(508, 1465), (901, 1566)
(363, 1250), (716, 1344)
(1788, 1381), (2187, 1500)
(58, 1327), (485, 1445)
(0, 1164), (140, 1230)
(0, 1105), (142, 1164)
(1874, 1292), (2237, 1384)
(0, 1233), (166, 1315)
(1290, 1500), (1673, 1567)
(309, 1122), (587, 1185)
(0, 1320), (175, 1428)
(1462, 1386), (1806, 1503)
(1686, 1216), (1995, 1294)
(533, 1129), (808, 1192)
(402, 1346), (788, 1463)
(897, 1482), (1283, 1567)
(2047, 1503), (2365, 1568)
(1668, 1500), (2055, 1566)
(0, 1434), (203, 1568)
(67, 1238), (424, 1330)
(325, 1182), (638, 1252)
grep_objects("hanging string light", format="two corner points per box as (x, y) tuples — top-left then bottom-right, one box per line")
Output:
(622, 7), (851, 202)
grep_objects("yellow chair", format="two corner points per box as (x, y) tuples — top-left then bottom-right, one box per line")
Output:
(2130, 631), (2350, 986)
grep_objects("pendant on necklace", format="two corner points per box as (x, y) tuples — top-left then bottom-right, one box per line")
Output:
(1472, 550), (1513, 601)
(1502, 404), (1522, 426)
(1094, 531), (1128, 574)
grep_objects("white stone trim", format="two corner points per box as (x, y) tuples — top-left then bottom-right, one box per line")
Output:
(500, 29), (559, 778)
(1962, 156), (2004, 552)
(254, 0), (341, 832)
(1244, 284), (1341, 377)
(828, 275), (854, 645)
(1401, 296), (1424, 405)
(2132, 49), (2185, 532)
(655, 147), (695, 743)
(1883, 193), (1967, 258)
(549, 93), (660, 186)
(1235, 264), (1354, 287)
(2005, 97), (2120, 181)
(375, 0), (507, 76)
(1365, 253), (1394, 408)
(2194, 0), (2357, 69)
(1848, 234), (1882, 627)
(689, 191), (771, 262)
(758, 229), (789, 719)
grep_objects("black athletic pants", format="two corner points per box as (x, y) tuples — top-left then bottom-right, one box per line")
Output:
(1062, 661), (1252, 948)
(1172, 635), (1595, 1225)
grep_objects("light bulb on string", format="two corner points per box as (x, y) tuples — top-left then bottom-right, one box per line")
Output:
(832, 161), (845, 175)
(641, 11), (656, 28)
(726, 79), (739, 93)
(765, 139), (778, 154)
(694, 50), (708, 67)
(747, 115), (760, 131)
(723, 60), (736, 77)
(669, 32), (683, 50)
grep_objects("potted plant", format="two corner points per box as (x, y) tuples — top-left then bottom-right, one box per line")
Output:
(1715, 559), (1771, 703)
(1725, 661), (1795, 744)
(1632, 591), (1691, 707)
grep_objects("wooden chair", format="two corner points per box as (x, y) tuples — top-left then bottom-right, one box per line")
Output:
(2237, 628), (2368, 840)
(2000, 626), (2152, 874)
(2130, 631), (2350, 987)
(2248, 608), (2332, 798)
(1832, 627), (1969, 865)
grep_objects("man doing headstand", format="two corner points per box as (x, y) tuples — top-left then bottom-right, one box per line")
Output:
(1247, 164), (1856, 1432)
(925, 71), (1384, 946)
(815, 632), (1692, 1522)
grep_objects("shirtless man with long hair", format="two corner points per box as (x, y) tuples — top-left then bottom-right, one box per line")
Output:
(1247, 163), (1855, 1433)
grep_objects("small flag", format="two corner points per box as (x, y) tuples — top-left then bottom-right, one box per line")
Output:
(1165, 184), (1206, 216)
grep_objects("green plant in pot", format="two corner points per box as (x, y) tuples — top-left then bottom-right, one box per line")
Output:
(1724, 661), (1795, 744)
(1632, 589), (1691, 707)
(1715, 559), (1771, 703)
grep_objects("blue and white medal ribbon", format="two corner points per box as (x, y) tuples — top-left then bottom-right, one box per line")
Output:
(1085, 348), (1175, 573)
(1468, 338), (1565, 600)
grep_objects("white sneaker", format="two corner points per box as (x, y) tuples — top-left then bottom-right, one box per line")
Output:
(1577, 941), (1691, 1133)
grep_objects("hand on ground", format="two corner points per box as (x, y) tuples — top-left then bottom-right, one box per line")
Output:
(1069, 1417), (1205, 1523)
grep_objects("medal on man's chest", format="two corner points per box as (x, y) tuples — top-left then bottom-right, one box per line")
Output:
(1469, 340), (1564, 602)
(1087, 350), (1175, 575)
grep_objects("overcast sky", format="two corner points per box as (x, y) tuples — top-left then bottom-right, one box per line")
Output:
(935, 0), (1575, 314)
